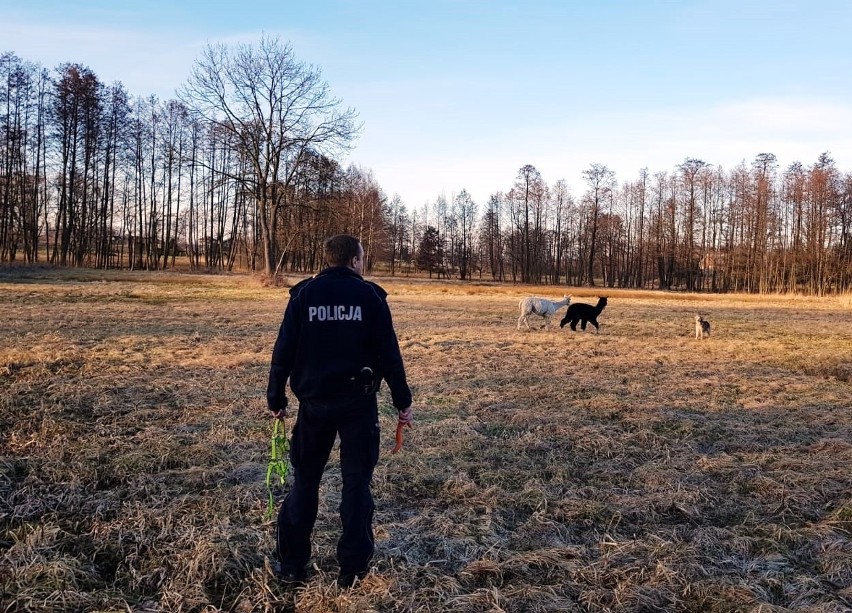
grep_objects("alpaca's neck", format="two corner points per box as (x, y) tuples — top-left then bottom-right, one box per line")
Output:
(556, 297), (570, 308)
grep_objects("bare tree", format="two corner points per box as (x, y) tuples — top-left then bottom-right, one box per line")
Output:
(51, 63), (103, 266)
(454, 189), (477, 280)
(581, 163), (615, 287)
(549, 180), (571, 284)
(750, 153), (777, 292)
(385, 194), (409, 276)
(837, 172), (852, 292)
(629, 169), (649, 287)
(179, 36), (359, 276)
(511, 164), (547, 283)
(0, 53), (34, 261)
(678, 158), (708, 290)
(480, 193), (504, 281)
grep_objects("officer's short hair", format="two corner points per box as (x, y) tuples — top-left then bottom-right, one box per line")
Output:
(325, 234), (362, 266)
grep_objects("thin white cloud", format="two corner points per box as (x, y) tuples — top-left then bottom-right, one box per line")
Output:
(1, 20), (203, 97)
(358, 96), (852, 207)
(714, 98), (852, 138)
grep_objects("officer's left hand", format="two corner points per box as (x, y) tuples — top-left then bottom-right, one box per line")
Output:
(271, 408), (287, 419)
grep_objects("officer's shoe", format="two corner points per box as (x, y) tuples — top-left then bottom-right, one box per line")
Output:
(337, 570), (368, 589)
(272, 561), (309, 588)
(279, 570), (308, 588)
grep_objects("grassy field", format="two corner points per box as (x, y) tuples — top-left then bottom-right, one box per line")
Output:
(1, 266), (851, 613)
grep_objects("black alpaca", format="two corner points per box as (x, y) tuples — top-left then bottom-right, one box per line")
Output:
(560, 296), (608, 332)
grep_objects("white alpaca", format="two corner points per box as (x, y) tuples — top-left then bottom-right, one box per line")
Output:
(517, 294), (571, 330)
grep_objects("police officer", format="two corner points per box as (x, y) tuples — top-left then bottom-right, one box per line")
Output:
(267, 234), (413, 588)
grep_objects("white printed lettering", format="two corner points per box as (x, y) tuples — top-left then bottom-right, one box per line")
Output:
(308, 305), (362, 322)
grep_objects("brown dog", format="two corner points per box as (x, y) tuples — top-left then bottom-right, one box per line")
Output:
(695, 314), (711, 339)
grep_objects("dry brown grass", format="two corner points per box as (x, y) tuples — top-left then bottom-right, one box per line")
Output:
(1, 266), (851, 612)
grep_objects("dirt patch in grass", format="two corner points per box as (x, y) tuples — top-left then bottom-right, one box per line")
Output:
(2, 269), (851, 612)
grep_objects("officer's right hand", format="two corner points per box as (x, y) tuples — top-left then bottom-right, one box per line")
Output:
(397, 406), (413, 425)
(270, 407), (287, 419)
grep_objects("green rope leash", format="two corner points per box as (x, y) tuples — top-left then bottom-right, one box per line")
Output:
(264, 417), (290, 520)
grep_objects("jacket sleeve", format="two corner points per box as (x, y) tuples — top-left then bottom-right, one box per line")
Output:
(266, 296), (301, 412)
(375, 298), (412, 410)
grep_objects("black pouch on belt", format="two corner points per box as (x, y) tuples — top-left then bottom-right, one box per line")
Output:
(354, 366), (377, 395)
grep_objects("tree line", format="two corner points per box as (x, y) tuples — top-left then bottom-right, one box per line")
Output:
(1, 40), (850, 293)
(469, 156), (851, 294)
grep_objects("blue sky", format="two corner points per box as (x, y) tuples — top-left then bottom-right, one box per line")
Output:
(3, 0), (851, 208)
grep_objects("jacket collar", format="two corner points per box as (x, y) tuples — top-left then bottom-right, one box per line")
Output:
(315, 265), (363, 280)
(289, 266), (364, 297)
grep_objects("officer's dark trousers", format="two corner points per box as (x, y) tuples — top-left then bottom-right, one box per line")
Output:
(277, 397), (380, 576)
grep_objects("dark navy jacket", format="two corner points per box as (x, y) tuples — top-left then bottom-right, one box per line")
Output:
(267, 266), (412, 412)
